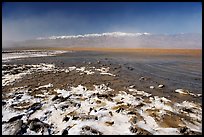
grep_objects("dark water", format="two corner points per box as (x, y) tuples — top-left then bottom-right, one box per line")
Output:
(113, 53), (202, 94)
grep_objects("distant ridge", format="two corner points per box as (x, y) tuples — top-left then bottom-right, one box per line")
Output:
(3, 32), (202, 49)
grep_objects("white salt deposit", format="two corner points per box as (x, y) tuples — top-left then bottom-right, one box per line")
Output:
(2, 50), (68, 62)
(175, 89), (188, 95)
(175, 89), (201, 97)
(55, 89), (70, 98)
(150, 86), (154, 89)
(69, 66), (76, 71)
(2, 108), (22, 122)
(100, 72), (116, 76)
(128, 88), (152, 97)
(2, 64), (55, 86)
(158, 84), (164, 88)
(38, 83), (53, 88)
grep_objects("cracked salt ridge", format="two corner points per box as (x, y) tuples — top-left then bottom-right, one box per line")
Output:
(136, 98), (179, 135)
(68, 112), (132, 135)
(2, 88), (43, 123)
(75, 67), (95, 75)
(2, 72), (28, 86)
(38, 83), (53, 89)
(175, 89), (202, 97)
(2, 65), (202, 135)
(95, 67), (116, 76)
(2, 107), (23, 122)
(136, 97), (202, 135)
(2, 64), (56, 86)
(2, 50), (69, 62)
(174, 101), (202, 132)
(128, 89), (201, 134)
(63, 66), (115, 76)
(2, 84), (202, 135)
(26, 86), (202, 134)
(29, 84), (133, 135)
(2, 64), (115, 87)
(129, 88), (152, 97)
(58, 66), (115, 76)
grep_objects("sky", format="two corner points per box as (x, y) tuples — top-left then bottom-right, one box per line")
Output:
(2, 2), (202, 42)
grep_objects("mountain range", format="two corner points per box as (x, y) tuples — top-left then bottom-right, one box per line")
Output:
(3, 32), (202, 49)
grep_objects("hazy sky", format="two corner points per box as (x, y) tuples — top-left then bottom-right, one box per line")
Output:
(2, 2), (202, 41)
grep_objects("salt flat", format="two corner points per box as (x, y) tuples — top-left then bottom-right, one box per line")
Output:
(2, 49), (202, 135)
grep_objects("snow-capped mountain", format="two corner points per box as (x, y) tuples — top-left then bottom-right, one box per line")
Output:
(36, 32), (151, 40)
